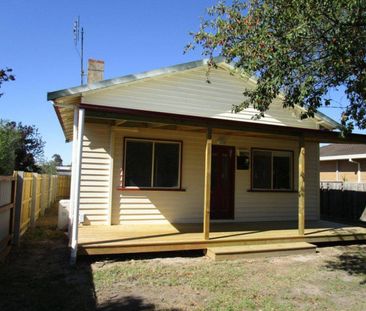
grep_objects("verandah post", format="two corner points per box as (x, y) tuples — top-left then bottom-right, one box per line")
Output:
(70, 107), (85, 264)
(203, 128), (212, 240)
(68, 107), (79, 242)
(298, 135), (305, 235)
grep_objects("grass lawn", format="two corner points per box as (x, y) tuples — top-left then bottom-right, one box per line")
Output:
(0, 206), (365, 311)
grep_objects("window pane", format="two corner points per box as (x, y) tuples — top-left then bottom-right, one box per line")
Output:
(273, 155), (291, 189)
(153, 143), (180, 187)
(125, 141), (152, 187)
(252, 151), (271, 189)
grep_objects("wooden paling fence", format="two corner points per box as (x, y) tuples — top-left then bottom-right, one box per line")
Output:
(0, 172), (71, 258)
(320, 182), (366, 223)
(0, 174), (16, 259)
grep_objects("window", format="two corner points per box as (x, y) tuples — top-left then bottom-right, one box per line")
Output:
(252, 149), (293, 191)
(124, 138), (181, 188)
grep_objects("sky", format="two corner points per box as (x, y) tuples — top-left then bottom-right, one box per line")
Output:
(1, 0), (361, 164)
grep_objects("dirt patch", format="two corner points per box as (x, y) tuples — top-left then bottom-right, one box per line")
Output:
(0, 208), (365, 311)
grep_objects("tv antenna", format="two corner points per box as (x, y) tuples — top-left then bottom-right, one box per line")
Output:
(73, 17), (85, 85)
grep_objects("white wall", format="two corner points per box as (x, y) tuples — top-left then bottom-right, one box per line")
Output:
(109, 127), (320, 225)
(83, 66), (320, 130)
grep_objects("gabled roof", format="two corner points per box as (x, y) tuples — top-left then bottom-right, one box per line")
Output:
(48, 57), (343, 141)
(320, 144), (366, 160)
(47, 57), (227, 101)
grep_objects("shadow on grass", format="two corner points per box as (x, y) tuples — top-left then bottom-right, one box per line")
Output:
(98, 296), (181, 311)
(0, 206), (186, 311)
(324, 246), (366, 285)
(0, 225), (96, 311)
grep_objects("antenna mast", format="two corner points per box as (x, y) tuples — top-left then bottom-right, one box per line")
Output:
(73, 17), (85, 85)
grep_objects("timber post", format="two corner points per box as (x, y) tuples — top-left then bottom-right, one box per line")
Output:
(203, 128), (212, 240)
(298, 136), (305, 235)
(30, 173), (37, 228)
(13, 171), (23, 246)
(107, 128), (115, 225)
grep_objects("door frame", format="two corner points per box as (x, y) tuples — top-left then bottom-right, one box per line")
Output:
(210, 145), (235, 220)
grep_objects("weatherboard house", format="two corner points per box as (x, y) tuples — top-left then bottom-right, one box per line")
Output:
(48, 58), (366, 260)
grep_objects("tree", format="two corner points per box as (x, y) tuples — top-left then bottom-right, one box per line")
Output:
(0, 67), (15, 98)
(187, 0), (366, 132)
(5, 122), (45, 172)
(52, 154), (63, 166)
(39, 160), (57, 175)
(0, 120), (20, 175)
(39, 154), (63, 175)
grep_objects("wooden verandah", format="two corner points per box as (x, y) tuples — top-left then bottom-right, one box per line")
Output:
(78, 220), (366, 255)
(59, 104), (366, 260)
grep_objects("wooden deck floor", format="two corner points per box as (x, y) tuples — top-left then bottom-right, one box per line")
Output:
(78, 220), (366, 255)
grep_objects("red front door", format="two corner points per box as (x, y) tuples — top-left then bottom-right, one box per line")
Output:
(210, 145), (235, 219)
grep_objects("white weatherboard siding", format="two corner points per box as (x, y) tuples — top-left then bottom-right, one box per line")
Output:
(105, 126), (320, 225)
(111, 128), (206, 224)
(80, 123), (111, 224)
(82, 66), (319, 130)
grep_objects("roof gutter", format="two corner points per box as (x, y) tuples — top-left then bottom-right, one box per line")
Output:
(314, 110), (342, 130)
(320, 154), (366, 161)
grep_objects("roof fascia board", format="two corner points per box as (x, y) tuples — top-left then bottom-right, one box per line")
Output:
(320, 154), (366, 161)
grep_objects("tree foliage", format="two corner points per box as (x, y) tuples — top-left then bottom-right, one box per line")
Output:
(187, 0), (366, 132)
(0, 121), (20, 175)
(5, 122), (45, 172)
(39, 154), (64, 175)
(52, 154), (63, 166)
(0, 67), (15, 98)
(39, 160), (57, 175)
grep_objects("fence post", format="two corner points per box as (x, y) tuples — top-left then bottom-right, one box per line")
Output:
(30, 173), (37, 228)
(48, 175), (52, 208)
(9, 172), (17, 244)
(54, 176), (58, 202)
(40, 175), (46, 216)
(13, 171), (24, 246)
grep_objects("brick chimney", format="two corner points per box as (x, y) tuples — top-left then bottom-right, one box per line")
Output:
(87, 59), (104, 84)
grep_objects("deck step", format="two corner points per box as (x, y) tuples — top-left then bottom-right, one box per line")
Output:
(206, 242), (316, 261)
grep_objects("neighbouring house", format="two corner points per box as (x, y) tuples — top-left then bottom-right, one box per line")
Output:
(320, 144), (366, 183)
(56, 165), (72, 176)
(48, 58), (366, 261)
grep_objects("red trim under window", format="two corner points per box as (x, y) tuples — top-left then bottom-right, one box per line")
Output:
(250, 147), (294, 192)
(117, 187), (186, 192)
(122, 137), (183, 189)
